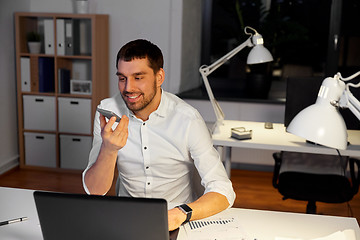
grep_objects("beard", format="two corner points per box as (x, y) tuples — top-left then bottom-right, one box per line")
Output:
(121, 80), (158, 113)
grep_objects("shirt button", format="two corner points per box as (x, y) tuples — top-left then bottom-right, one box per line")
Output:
(146, 166), (149, 169)
(144, 146), (147, 150)
(143, 123), (145, 126)
(147, 182), (150, 185)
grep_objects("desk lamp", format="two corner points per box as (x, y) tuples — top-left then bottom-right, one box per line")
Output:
(199, 26), (273, 134)
(287, 71), (360, 150)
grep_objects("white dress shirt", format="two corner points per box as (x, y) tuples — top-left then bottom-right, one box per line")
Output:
(82, 90), (235, 206)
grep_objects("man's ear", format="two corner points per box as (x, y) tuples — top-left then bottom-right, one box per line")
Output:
(156, 68), (165, 87)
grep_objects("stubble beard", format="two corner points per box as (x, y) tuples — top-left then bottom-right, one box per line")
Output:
(121, 81), (158, 113)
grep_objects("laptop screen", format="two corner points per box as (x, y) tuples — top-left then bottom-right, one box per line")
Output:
(34, 191), (171, 240)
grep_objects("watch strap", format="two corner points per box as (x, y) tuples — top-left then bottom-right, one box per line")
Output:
(177, 204), (192, 223)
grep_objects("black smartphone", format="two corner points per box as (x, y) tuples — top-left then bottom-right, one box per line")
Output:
(97, 108), (121, 122)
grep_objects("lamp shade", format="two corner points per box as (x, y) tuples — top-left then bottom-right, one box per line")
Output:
(247, 45), (273, 64)
(247, 34), (273, 64)
(287, 76), (348, 150)
(287, 104), (348, 149)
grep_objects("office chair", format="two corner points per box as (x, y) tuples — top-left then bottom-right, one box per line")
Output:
(272, 151), (360, 214)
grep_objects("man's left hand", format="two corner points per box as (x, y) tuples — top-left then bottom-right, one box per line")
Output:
(168, 207), (186, 231)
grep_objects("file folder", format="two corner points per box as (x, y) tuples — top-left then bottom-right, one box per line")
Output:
(58, 68), (71, 93)
(56, 19), (65, 55)
(65, 19), (74, 55)
(20, 57), (31, 92)
(38, 57), (54, 92)
(44, 19), (54, 55)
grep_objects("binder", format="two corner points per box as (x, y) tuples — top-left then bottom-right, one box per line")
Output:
(73, 19), (80, 55)
(56, 19), (65, 55)
(44, 19), (54, 55)
(20, 57), (31, 92)
(58, 68), (71, 93)
(65, 19), (74, 55)
(38, 57), (55, 92)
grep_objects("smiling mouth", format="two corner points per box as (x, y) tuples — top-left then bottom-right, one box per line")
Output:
(125, 93), (142, 103)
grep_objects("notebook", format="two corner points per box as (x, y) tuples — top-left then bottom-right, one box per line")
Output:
(33, 191), (178, 240)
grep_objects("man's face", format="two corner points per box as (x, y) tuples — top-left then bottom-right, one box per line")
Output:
(116, 58), (164, 119)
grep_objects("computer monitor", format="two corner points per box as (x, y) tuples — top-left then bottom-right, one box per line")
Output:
(33, 191), (175, 240)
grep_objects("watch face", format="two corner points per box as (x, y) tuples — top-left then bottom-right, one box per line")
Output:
(178, 204), (192, 223)
(180, 204), (192, 213)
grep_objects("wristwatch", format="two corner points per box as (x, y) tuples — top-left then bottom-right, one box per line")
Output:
(177, 204), (192, 223)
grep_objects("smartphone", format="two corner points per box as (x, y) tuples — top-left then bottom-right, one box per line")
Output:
(97, 108), (121, 122)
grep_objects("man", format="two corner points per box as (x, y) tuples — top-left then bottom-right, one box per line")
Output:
(82, 39), (235, 231)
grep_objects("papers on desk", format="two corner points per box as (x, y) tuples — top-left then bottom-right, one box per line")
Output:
(183, 216), (250, 240)
(275, 229), (356, 240)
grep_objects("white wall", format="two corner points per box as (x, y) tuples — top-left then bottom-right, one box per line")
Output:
(0, 0), (30, 174)
(186, 99), (285, 124)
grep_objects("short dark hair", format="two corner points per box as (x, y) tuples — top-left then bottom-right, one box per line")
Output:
(116, 39), (163, 74)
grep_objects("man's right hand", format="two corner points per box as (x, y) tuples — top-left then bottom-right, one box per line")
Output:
(84, 114), (129, 195)
(99, 114), (129, 153)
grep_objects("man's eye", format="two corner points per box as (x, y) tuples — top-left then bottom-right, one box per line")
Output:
(118, 77), (126, 81)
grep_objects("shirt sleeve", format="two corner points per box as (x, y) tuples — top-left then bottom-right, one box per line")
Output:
(187, 114), (236, 207)
(82, 108), (103, 195)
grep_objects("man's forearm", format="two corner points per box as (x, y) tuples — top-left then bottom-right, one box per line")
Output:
(168, 192), (229, 231)
(84, 147), (118, 195)
(187, 192), (229, 220)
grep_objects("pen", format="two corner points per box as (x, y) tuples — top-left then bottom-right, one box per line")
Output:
(0, 217), (28, 226)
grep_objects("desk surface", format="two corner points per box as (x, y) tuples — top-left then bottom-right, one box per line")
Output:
(1, 187), (359, 240)
(212, 120), (360, 157)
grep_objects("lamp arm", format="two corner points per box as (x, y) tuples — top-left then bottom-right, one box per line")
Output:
(200, 69), (224, 131)
(199, 37), (253, 77)
(338, 71), (360, 120)
(199, 37), (253, 133)
(340, 87), (360, 121)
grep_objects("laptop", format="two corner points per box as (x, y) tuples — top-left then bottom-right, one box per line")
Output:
(34, 191), (179, 240)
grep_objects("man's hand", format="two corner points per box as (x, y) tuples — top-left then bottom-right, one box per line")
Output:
(84, 114), (129, 195)
(168, 207), (187, 231)
(99, 114), (129, 153)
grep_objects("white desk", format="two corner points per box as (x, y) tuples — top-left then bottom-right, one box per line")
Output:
(1, 186), (359, 239)
(212, 120), (360, 176)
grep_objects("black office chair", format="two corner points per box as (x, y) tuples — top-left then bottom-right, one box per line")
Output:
(272, 151), (360, 214)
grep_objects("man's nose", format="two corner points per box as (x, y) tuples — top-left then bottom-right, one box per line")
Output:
(124, 78), (135, 92)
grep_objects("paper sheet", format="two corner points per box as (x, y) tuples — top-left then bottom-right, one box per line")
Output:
(183, 216), (250, 240)
(275, 229), (356, 240)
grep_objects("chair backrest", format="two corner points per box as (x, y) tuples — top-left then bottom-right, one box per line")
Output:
(279, 151), (348, 176)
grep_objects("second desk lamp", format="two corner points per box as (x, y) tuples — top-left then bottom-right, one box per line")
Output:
(199, 26), (273, 134)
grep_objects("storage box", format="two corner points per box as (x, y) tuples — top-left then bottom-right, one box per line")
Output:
(23, 95), (56, 131)
(58, 97), (91, 134)
(24, 132), (56, 167)
(60, 134), (92, 170)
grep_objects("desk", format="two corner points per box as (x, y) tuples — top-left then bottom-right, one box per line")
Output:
(1, 186), (359, 239)
(212, 120), (360, 177)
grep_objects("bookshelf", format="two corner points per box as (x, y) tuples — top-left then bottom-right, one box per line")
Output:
(15, 12), (109, 171)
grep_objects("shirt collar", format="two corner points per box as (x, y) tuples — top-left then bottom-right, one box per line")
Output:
(152, 89), (167, 118)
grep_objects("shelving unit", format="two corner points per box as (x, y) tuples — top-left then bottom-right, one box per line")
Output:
(15, 12), (109, 171)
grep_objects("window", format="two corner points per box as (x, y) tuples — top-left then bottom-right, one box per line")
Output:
(179, 0), (360, 103)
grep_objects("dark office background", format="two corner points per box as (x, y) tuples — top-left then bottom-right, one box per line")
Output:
(197, 0), (360, 102)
